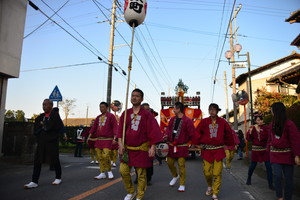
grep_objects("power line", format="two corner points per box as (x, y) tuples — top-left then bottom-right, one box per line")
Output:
(211, 0), (227, 99)
(27, 0), (104, 61)
(21, 61), (102, 72)
(41, 0), (105, 58)
(135, 31), (165, 91)
(92, 0), (162, 95)
(135, 28), (170, 88)
(144, 23), (174, 85)
(24, 0), (70, 39)
(211, 0), (237, 101)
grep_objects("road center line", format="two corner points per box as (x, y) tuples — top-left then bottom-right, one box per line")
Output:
(68, 162), (158, 200)
(68, 172), (135, 200)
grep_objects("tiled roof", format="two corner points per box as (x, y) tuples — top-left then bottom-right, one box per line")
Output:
(62, 118), (95, 126)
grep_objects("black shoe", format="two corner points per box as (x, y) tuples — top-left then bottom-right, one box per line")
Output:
(246, 177), (251, 185)
(269, 185), (275, 190)
(238, 158), (243, 160)
(147, 181), (152, 186)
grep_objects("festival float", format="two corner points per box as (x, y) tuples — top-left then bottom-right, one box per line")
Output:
(159, 79), (202, 156)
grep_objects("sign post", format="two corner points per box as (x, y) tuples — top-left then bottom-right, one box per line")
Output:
(49, 85), (62, 107)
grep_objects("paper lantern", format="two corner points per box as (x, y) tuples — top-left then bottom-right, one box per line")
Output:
(124, 0), (147, 27)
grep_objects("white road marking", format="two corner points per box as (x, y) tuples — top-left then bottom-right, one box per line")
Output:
(242, 191), (256, 200)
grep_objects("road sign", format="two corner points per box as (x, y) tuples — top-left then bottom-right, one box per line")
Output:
(233, 62), (246, 68)
(49, 85), (62, 101)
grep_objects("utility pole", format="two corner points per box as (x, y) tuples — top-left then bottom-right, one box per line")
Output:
(106, 0), (117, 110)
(229, 4), (242, 130)
(85, 105), (89, 126)
(224, 71), (229, 121)
(246, 52), (254, 124)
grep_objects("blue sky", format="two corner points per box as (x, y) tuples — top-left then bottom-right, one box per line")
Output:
(6, 0), (300, 119)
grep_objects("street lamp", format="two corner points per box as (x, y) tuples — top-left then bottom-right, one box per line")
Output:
(225, 44), (254, 126)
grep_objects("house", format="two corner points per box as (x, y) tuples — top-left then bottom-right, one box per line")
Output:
(62, 118), (95, 127)
(285, 9), (300, 49)
(222, 51), (300, 131)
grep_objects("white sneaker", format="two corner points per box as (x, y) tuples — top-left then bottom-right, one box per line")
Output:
(178, 185), (185, 192)
(24, 182), (38, 189)
(90, 160), (95, 164)
(52, 179), (62, 185)
(95, 160), (99, 164)
(169, 175), (179, 186)
(112, 163), (116, 167)
(107, 171), (114, 179)
(124, 193), (136, 200)
(94, 173), (106, 179)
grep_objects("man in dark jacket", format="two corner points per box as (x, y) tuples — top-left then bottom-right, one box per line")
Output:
(24, 99), (63, 189)
(74, 125), (85, 157)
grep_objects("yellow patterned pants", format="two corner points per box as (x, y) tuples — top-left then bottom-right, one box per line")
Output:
(225, 150), (235, 169)
(119, 162), (147, 199)
(110, 149), (118, 164)
(90, 148), (98, 161)
(167, 157), (186, 185)
(203, 159), (223, 196)
(96, 148), (111, 172)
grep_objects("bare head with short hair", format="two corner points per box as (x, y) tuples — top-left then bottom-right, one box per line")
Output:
(43, 99), (53, 113)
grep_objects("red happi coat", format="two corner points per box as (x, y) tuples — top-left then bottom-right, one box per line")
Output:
(90, 112), (118, 149)
(193, 116), (234, 162)
(246, 125), (269, 163)
(117, 107), (163, 168)
(224, 130), (240, 151)
(166, 115), (195, 158)
(268, 120), (300, 165)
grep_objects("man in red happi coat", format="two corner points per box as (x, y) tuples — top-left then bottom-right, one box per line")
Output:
(89, 102), (118, 180)
(165, 101), (195, 192)
(193, 103), (234, 200)
(118, 89), (163, 200)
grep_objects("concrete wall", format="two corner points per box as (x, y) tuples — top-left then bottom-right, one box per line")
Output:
(0, 0), (27, 78)
(0, 0), (27, 156)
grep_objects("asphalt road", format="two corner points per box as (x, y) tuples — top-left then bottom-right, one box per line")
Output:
(0, 153), (298, 200)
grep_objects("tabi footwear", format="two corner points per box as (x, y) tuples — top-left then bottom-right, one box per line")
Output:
(205, 187), (212, 196)
(52, 179), (62, 185)
(169, 175), (179, 186)
(24, 182), (38, 189)
(94, 173), (106, 180)
(178, 185), (185, 192)
(107, 171), (114, 179)
(123, 192), (136, 200)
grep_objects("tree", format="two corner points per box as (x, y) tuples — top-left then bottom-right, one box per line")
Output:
(254, 87), (297, 115)
(254, 87), (298, 124)
(15, 110), (25, 122)
(4, 110), (16, 121)
(4, 109), (26, 122)
(59, 98), (76, 126)
(31, 114), (40, 120)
